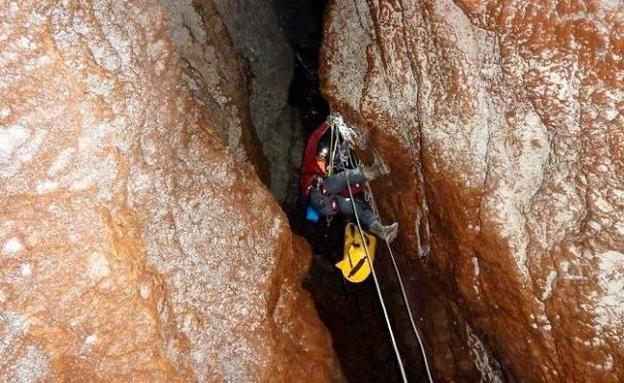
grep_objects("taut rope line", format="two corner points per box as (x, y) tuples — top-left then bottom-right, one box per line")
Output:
(330, 122), (434, 383)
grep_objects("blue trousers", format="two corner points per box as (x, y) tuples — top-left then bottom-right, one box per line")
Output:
(309, 169), (377, 227)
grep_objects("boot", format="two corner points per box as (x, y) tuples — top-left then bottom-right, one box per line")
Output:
(368, 221), (399, 243)
(361, 151), (390, 181)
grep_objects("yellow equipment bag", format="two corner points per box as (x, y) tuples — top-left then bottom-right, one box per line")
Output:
(335, 222), (377, 283)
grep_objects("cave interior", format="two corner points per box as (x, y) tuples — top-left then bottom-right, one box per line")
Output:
(271, 1), (428, 381)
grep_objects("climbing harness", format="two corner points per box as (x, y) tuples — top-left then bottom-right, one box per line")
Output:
(329, 115), (435, 383)
(300, 121), (364, 224)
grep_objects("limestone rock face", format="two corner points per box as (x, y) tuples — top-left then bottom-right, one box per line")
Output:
(160, 0), (302, 204)
(0, 1), (339, 381)
(212, 0), (299, 204)
(159, 0), (270, 181)
(321, 1), (624, 381)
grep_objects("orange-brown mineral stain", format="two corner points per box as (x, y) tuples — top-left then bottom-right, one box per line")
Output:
(1, 1), (341, 382)
(321, 0), (624, 381)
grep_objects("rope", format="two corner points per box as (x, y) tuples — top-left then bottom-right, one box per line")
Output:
(343, 170), (408, 383)
(328, 123), (337, 176)
(364, 184), (434, 383)
(330, 122), (434, 383)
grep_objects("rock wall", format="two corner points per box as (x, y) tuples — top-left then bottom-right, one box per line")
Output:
(160, 0), (301, 203)
(0, 1), (340, 381)
(321, 0), (624, 381)
(159, 0), (270, 182)
(211, 0), (299, 204)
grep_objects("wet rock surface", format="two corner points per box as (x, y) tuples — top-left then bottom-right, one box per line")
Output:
(321, 0), (624, 381)
(0, 1), (340, 381)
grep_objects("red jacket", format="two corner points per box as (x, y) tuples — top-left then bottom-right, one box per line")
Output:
(300, 122), (330, 196)
(300, 122), (366, 198)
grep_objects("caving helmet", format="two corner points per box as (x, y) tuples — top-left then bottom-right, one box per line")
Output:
(315, 134), (331, 174)
(317, 145), (329, 159)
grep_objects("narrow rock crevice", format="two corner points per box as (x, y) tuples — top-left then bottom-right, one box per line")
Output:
(272, 1), (428, 381)
(3, 1), (623, 382)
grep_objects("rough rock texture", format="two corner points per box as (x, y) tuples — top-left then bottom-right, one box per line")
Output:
(321, 0), (624, 381)
(0, 1), (340, 381)
(159, 0), (270, 182)
(212, 0), (300, 204)
(160, 0), (301, 203)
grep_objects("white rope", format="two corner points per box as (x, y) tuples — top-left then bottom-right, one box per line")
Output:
(328, 112), (360, 147)
(343, 169), (408, 383)
(364, 184), (434, 383)
(382, 217), (434, 383)
(328, 123), (337, 176)
(330, 121), (434, 383)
